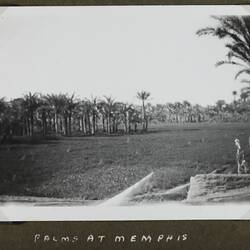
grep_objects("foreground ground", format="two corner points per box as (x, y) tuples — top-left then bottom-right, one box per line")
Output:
(0, 122), (250, 200)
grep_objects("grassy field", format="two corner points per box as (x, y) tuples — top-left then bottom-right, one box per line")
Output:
(0, 122), (250, 200)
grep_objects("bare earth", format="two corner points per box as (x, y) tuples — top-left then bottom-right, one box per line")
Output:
(0, 122), (250, 200)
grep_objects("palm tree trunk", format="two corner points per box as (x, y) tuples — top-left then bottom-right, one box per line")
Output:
(126, 111), (130, 133)
(145, 119), (148, 131)
(48, 117), (52, 133)
(68, 113), (72, 136)
(30, 114), (34, 136)
(63, 116), (68, 136)
(95, 116), (98, 133)
(102, 115), (105, 132)
(79, 118), (82, 132)
(91, 113), (95, 135)
(26, 118), (31, 136)
(86, 113), (90, 134)
(42, 112), (47, 136)
(112, 117), (116, 133)
(134, 123), (137, 132)
(55, 113), (59, 134)
(106, 118), (109, 134)
(82, 115), (86, 134)
(124, 114), (127, 133)
(107, 114), (111, 134)
(22, 120), (26, 136)
(142, 100), (145, 130)
(80, 116), (83, 133)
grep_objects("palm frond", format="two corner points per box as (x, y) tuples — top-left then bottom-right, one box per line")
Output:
(225, 43), (250, 64)
(241, 79), (250, 84)
(215, 60), (242, 67)
(196, 27), (215, 36)
(235, 68), (250, 80)
(212, 16), (250, 44)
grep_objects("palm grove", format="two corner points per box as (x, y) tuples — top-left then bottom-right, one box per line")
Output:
(0, 91), (249, 141)
(2, 16), (250, 140)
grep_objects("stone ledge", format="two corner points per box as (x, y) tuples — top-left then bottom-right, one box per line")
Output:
(187, 174), (250, 203)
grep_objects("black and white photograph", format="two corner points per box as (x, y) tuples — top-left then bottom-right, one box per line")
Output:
(1, 6), (250, 218)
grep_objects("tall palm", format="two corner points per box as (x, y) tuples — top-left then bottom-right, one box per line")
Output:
(97, 100), (107, 132)
(22, 92), (40, 136)
(182, 100), (192, 122)
(0, 98), (7, 123)
(66, 94), (77, 136)
(193, 104), (204, 122)
(240, 91), (249, 103)
(216, 99), (226, 120)
(232, 90), (237, 103)
(103, 96), (116, 134)
(0, 97), (6, 111)
(216, 99), (226, 112)
(88, 97), (99, 135)
(166, 103), (175, 123)
(8, 98), (26, 136)
(46, 94), (69, 135)
(77, 100), (88, 134)
(0, 98), (8, 136)
(118, 103), (133, 133)
(46, 94), (60, 134)
(136, 91), (150, 131)
(129, 106), (141, 132)
(59, 94), (77, 136)
(36, 95), (51, 136)
(173, 102), (184, 123)
(197, 16), (250, 82)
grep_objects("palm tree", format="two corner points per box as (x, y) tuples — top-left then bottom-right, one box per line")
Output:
(183, 100), (192, 122)
(165, 103), (175, 123)
(216, 99), (226, 121)
(154, 104), (165, 122)
(76, 100), (88, 134)
(97, 100), (107, 133)
(197, 16), (250, 82)
(22, 92), (40, 136)
(196, 15), (250, 120)
(129, 106), (141, 132)
(0, 98), (7, 124)
(232, 90), (237, 104)
(88, 97), (98, 135)
(0, 97), (6, 111)
(66, 94), (77, 136)
(173, 102), (183, 123)
(46, 94), (62, 134)
(46, 93), (72, 136)
(136, 91), (150, 131)
(216, 99), (226, 111)
(145, 103), (154, 129)
(36, 95), (51, 136)
(193, 104), (204, 122)
(0, 98), (8, 137)
(116, 102), (133, 133)
(8, 98), (26, 136)
(240, 91), (249, 103)
(103, 96), (116, 134)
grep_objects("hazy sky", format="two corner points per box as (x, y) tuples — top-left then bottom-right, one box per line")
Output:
(0, 6), (249, 106)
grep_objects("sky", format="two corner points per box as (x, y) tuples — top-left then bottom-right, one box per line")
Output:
(0, 6), (249, 106)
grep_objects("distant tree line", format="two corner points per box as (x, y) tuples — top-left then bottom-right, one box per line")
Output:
(0, 90), (250, 139)
(0, 91), (150, 138)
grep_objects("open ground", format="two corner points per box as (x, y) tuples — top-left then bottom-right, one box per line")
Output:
(0, 122), (249, 200)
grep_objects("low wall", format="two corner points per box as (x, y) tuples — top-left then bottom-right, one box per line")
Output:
(186, 174), (250, 203)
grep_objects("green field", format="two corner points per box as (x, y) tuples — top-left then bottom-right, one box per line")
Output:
(0, 122), (250, 200)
